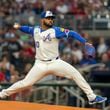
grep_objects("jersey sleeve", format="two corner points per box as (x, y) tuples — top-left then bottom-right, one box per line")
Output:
(68, 30), (87, 43)
(54, 27), (69, 39)
(54, 26), (87, 44)
(19, 26), (34, 36)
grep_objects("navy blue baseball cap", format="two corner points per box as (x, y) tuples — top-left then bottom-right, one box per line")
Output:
(40, 10), (55, 19)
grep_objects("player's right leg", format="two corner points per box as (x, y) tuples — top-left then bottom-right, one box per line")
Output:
(0, 61), (48, 98)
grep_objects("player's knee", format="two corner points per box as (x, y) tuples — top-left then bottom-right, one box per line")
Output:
(65, 75), (73, 80)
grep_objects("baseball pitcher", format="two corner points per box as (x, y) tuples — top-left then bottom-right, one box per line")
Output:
(0, 10), (107, 104)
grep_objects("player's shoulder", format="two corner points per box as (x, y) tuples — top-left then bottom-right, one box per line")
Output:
(53, 26), (65, 32)
(52, 26), (68, 38)
(33, 25), (40, 32)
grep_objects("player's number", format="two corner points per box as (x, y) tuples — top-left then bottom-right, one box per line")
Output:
(35, 41), (40, 48)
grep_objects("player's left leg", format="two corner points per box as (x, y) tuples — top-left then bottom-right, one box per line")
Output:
(49, 59), (107, 104)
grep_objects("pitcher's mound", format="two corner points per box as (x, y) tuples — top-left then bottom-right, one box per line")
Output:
(0, 101), (99, 110)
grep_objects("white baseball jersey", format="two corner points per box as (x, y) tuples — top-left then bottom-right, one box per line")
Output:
(33, 27), (59, 60)
(19, 26), (86, 61)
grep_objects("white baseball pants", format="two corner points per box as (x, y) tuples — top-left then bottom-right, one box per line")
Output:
(0, 59), (96, 101)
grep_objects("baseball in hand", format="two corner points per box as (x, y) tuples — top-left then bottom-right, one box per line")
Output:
(13, 23), (20, 29)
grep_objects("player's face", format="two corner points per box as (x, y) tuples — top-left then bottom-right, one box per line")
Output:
(43, 17), (54, 28)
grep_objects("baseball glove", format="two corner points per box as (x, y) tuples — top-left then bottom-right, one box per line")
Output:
(84, 43), (95, 58)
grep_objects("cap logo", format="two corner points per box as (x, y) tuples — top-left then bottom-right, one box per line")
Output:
(40, 10), (55, 18)
(45, 11), (53, 17)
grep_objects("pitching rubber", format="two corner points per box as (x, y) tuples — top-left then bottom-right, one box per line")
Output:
(0, 100), (99, 110)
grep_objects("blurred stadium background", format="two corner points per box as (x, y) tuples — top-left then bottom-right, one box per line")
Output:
(0, 0), (110, 109)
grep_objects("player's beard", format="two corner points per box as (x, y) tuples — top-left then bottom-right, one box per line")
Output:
(43, 21), (54, 28)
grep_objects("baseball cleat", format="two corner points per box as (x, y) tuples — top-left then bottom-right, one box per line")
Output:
(89, 96), (107, 105)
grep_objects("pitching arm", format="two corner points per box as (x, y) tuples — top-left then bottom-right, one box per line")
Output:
(13, 23), (34, 35)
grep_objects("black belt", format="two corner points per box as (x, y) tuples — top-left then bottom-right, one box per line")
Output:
(41, 57), (59, 62)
